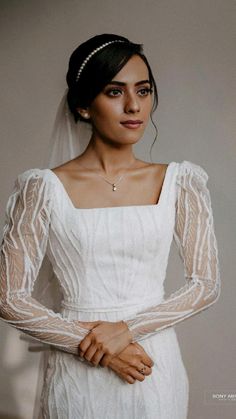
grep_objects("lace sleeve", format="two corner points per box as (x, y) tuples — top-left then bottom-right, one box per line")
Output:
(124, 161), (221, 342)
(0, 170), (91, 356)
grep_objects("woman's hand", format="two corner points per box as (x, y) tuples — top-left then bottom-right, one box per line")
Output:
(77, 320), (133, 367)
(107, 342), (154, 384)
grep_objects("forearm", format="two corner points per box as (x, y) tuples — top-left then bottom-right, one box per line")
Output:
(122, 276), (221, 342)
(0, 293), (90, 355)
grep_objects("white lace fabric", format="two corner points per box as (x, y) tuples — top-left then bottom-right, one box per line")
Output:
(0, 172), (89, 355)
(125, 162), (221, 341)
(0, 161), (221, 353)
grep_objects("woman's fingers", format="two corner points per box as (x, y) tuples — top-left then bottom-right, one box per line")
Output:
(78, 337), (154, 386)
(78, 321), (102, 329)
(107, 355), (153, 384)
(143, 355), (154, 368)
(91, 350), (108, 367)
(80, 345), (112, 367)
(78, 334), (92, 355)
(137, 364), (152, 376)
(115, 369), (136, 384)
(132, 342), (154, 367)
(109, 361), (137, 384)
(128, 367), (146, 382)
(78, 320), (131, 361)
(122, 366), (152, 384)
(124, 374), (136, 384)
(81, 343), (97, 362)
(128, 365), (152, 381)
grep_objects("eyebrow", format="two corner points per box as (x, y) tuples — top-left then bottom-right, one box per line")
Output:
(106, 79), (151, 87)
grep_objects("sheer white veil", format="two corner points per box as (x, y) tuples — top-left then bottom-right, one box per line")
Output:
(19, 88), (92, 419)
(45, 87), (92, 169)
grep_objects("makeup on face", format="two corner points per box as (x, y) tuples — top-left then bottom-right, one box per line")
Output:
(86, 55), (153, 143)
(103, 79), (153, 129)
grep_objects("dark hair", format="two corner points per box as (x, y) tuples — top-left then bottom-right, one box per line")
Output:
(66, 33), (159, 161)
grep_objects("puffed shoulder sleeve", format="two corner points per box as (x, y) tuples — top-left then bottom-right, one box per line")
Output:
(123, 160), (221, 342)
(0, 169), (90, 355)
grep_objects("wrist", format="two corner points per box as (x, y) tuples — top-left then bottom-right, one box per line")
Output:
(120, 320), (133, 343)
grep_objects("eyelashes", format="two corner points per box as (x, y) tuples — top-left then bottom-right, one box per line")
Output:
(105, 87), (153, 97)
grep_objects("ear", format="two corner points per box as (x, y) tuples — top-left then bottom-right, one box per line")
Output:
(76, 107), (91, 119)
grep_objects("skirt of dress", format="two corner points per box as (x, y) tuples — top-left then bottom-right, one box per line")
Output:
(38, 306), (189, 419)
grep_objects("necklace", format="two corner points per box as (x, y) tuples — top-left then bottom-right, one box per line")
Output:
(77, 159), (137, 191)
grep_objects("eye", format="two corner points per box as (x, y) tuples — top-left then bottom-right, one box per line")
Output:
(138, 87), (153, 96)
(106, 88), (123, 97)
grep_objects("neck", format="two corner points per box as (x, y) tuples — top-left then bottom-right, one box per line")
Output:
(77, 135), (138, 175)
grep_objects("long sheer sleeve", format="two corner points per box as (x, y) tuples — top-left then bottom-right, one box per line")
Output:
(124, 161), (221, 342)
(0, 170), (91, 355)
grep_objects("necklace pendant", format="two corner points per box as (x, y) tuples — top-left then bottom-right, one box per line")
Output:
(112, 184), (117, 191)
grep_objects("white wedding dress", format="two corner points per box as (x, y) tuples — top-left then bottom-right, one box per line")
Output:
(0, 160), (221, 419)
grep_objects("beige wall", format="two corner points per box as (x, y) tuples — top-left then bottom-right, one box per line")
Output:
(0, 1), (235, 418)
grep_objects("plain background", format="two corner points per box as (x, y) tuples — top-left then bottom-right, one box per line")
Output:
(0, 1), (235, 418)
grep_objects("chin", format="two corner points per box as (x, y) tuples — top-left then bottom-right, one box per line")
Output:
(102, 129), (143, 145)
(120, 128), (144, 139)
(118, 136), (142, 145)
(124, 134), (144, 143)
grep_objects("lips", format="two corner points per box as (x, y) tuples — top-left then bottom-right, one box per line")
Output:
(121, 120), (143, 124)
(120, 120), (143, 129)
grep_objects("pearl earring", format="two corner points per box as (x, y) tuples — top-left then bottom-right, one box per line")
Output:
(78, 110), (89, 119)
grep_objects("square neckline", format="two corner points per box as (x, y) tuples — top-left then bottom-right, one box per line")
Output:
(45, 162), (174, 211)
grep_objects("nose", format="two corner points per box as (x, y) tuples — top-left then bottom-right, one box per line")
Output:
(124, 92), (140, 114)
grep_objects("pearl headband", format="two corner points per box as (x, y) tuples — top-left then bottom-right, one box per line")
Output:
(75, 40), (126, 82)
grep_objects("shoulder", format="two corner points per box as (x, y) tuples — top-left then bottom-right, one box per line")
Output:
(14, 167), (55, 194)
(176, 160), (209, 187)
(173, 161), (212, 204)
(4, 168), (56, 218)
(16, 167), (53, 182)
(137, 161), (169, 180)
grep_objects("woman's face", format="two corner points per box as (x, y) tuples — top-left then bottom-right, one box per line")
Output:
(78, 54), (153, 146)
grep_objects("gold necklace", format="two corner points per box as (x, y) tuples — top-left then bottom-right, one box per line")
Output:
(77, 159), (137, 191)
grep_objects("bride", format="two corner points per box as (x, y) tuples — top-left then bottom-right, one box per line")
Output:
(0, 33), (220, 419)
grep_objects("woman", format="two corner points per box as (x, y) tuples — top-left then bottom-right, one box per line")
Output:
(0, 33), (221, 418)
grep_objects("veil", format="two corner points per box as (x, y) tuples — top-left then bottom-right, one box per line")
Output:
(44, 87), (92, 169)
(18, 88), (92, 418)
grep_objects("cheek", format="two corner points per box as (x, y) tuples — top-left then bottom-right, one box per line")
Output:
(145, 96), (153, 111)
(103, 100), (122, 115)
(93, 101), (122, 124)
